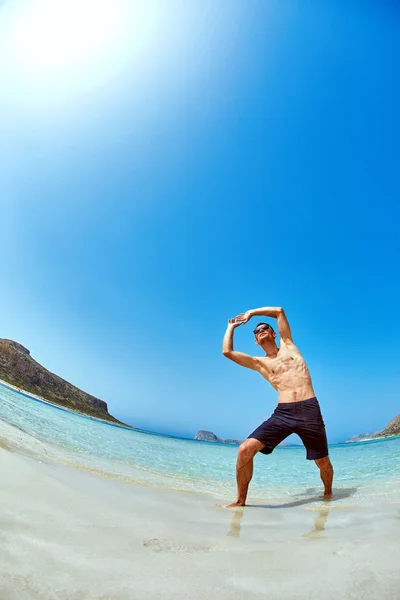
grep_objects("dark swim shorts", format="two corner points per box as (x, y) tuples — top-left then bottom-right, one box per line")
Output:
(248, 397), (328, 460)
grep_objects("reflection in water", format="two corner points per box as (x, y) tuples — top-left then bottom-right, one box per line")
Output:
(303, 507), (330, 539)
(227, 506), (332, 539)
(227, 508), (244, 538)
(225, 500), (397, 541)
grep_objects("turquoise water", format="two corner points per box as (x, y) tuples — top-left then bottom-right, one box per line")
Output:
(1, 382), (399, 502)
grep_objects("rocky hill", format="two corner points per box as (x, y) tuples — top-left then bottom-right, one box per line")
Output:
(375, 414), (400, 438)
(195, 430), (242, 444)
(0, 339), (125, 425)
(346, 414), (400, 443)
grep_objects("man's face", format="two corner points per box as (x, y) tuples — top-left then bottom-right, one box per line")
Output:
(254, 324), (275, 344)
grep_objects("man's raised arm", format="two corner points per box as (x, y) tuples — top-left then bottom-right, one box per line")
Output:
(222, 320), (258, 370)
(238, 306), (293, 344)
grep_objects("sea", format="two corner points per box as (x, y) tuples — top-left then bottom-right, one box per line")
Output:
(1, 381), (399, 504)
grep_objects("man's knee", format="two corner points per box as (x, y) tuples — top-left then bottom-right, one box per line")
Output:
(314, 456), (331, 470)
(238, 438), (264, 461)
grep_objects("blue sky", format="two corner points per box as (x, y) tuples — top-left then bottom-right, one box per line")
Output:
(1, 0), (399, 443)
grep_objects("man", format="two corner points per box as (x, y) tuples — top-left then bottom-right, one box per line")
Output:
(222, 306), (333, 507)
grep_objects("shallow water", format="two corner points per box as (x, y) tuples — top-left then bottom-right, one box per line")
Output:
(1, 382), (399, 503)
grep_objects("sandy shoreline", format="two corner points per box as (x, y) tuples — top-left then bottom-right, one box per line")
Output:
(1, 417), (400, 600)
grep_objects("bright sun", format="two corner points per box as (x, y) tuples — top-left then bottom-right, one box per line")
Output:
(4, 0), (126, 72)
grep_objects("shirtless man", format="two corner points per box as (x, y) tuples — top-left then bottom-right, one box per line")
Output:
(222, 306), (333, 507)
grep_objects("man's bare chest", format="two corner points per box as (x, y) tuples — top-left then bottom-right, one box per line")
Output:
(258, 351), (305, 378)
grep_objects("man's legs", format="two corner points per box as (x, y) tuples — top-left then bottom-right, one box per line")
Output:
(225, 438), (265, 507)
(314, 456), (334, 498)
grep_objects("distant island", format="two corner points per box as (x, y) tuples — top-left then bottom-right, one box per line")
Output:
(344, 432), (379, 443)
(195, 430), (289, 446)
(0, 339), (127, 426)
(194, 430), (242, 444)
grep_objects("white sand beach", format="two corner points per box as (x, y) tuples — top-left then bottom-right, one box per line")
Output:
(1, 417), (400, 600)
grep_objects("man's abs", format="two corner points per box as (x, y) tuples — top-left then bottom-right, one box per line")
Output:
(273, 370), (315, 403)
(276, 385), (316, 404)
(258, 357), (315, 404)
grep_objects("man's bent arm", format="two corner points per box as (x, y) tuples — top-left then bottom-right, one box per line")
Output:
(222, 323), (257, 370)
(247, 306), (293, 344)
(248, 306), (283, 319)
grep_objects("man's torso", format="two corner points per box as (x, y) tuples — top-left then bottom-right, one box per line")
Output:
(254, 340), (315, 403)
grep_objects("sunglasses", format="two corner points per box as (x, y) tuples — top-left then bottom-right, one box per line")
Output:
(253, 325), (272, 335)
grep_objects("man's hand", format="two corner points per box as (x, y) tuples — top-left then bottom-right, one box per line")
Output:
(233, 311), (253, 325)
(227, 318), (245, 328)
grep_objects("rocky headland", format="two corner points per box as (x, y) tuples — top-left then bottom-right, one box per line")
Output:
(194, 430), (289, 446)
(0, 339), (126, 425)
(194, 430), (242, 444)
(375, 413), (400, 438)
(345, 413), (400, 443)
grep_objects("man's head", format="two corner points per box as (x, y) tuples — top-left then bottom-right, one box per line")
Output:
(253, 322), (276, 345)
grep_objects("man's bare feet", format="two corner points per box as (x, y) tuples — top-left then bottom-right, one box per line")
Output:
(323, 491), (333, 500)
(224, 500), (246, 508)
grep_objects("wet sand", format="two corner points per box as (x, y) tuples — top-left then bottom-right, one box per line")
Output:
(1, 421), (400, 600)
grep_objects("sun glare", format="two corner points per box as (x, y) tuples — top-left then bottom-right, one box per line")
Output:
(4, 0), (125, 71)
(1, 0), (232, 110)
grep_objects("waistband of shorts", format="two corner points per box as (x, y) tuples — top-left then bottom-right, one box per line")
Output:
(275, 397), (318, 409)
